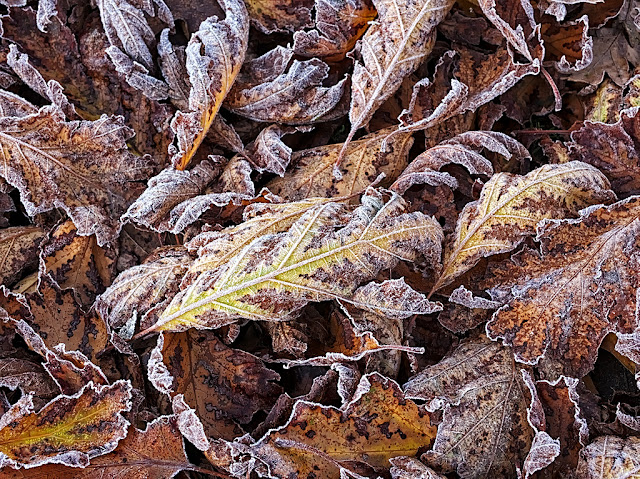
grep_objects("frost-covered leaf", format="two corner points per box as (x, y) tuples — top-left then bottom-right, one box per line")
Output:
(432, 161), (615, 293)
(576, 436), (640, 479)
(0, 380), (131, 469)
(246, 125), (297, 176)
(246, 0), (314, 33)
(0, 226), (44, 287)
(249, 373), (437, 479)
(485, 196), (640, 377)
(147, 190), (442, 334)
(0, 107), (155, 246)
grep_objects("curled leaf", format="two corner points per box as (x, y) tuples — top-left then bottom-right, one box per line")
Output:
(0, 226), (44, 287)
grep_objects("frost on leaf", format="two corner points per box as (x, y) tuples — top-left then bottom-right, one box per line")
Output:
(0, 226), (44, 287)
(0, 380), (132, 469)
(148, 329), (282, 440)
(246, 0), (314, 33)
(293, 0), (376, 60)
(170, 0), (249, 170)
(485, 196), (640, 377)
(431, 161), (615, 294)
(148, 190), (443, 334)
(0, 107), (155, 246)
(246, 124), (297, 176)
(576, 436), (640, 479)
(268, 128), (413, 200)
(404, 336), (534, 478)
(248, 373), (437, 479)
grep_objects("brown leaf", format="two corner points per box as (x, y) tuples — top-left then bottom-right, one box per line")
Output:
(484, 196), (640, 377)
(0, 358), (59, 403)
(0, 380), (132, 468)
(246, 0), (314, 33)
(576, 436), (640, 478)
(390, 456), (447, 479)
(170, 0), (249, 170)
(268, 128), (413, 200)
(0, 226), (44, 287)
(249, 373), (437, 479)
(148, 329), (282, 440)
(293, 0), (377, 60)
(40, 221), (116, 307)
(246, 124), (297, 176)
(404, 336), (534, 478)
(3, 415), (196, 479)
(541, 15), (593, 73)
(0, 107), (155, 246)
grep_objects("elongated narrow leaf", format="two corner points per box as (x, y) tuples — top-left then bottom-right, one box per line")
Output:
(148, 190), (442, 334)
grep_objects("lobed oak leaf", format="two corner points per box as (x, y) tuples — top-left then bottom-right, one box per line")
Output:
(339, 0), (456, 161)
(267, 128), (413, 200)
(3, 415), (196, 479)
(293, 0), (377, 61)
(431, 161), (615, 294)
(0, 107), (155, 246)
(0, 226), (44, 287)
(484, 196), (640, 377)
(170, 0), (249, 170)
(148, 330), (282, 440)
(40, 221), (116, 308)
(225, 55), (348, 125)
(249, 373), (437, 479)
(146, 190), (443, 334)
(246, 0), (314, 33)
(576, 435), (640, 478)
(0, 380), (132, 469)
(404, 336), (535, 478)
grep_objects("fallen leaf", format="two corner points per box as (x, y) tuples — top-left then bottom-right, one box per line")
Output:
(246, 0), (314, 33)
(431, 161), (615, 294)
(246, 124), (297, 176)
(390, 456), (447, 479)
(576, 435), (640, 478)
(404, 336), (534, 478)
(249, 373), (437, 479)
(0, 380), (132, 468)
(485, 195), (640, 377)
(0, 226), (44, 287)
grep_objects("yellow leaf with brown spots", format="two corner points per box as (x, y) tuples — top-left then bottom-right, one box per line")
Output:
(431, 161), (615, 294)
(0, 380), (131, 468)
(249, 373), (436, 479)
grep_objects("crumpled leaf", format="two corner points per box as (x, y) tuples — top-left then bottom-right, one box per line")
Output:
(148, 329), (282, 440)
(0, 226), (44, 287)
(542, 14), (593, 73)
(484, 195), (640, 377)
(0, 358), (59, 405)
(293, 0), (377, 60)
(170, 0), (249, 170)
(0, 106), (155, 246)
(404, 336), (534, 478)
(40, 221), (115, 307)
(96, 247), (191, 336)
(246, 125), (297, 176)
(340, 0), (456, 159)
(124, 156), (254, 234)
(576, 436), (640, 478)
(431, 161), (615, 293)
(246, 0), (314, 33)
(3, 415), (195, 479)
(147, 190), (442, 334)
(225, 52), (348, 124)
(268, 128), (413, 200)
(0, 380), (132, 469)
(248, 373), (437, 479)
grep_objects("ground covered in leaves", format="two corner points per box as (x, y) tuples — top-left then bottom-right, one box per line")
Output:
(0, 0), (640, 478)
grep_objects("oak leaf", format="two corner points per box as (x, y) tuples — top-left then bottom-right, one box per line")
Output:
(249, 373), (437, 479)
(0, 380), (132, 468)
(147, 190), (442, 334)
(484, 196), (640, 377)
(431, 161), (615, 293)
(404, 336), (535, 478)
(0, 226), (44, 287)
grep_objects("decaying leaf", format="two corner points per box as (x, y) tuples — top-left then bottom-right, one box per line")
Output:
(576, 436), (640, 478)
(431, 161), (615, 293)
(0, 226), (44, 287)
(248, 373), (437, 479)
(0, 380), (132, 469)
(404, 336), (534, 478)
(246, 125), (297, 176)
(170, 0), (249, 170)
(148, 329), (282, 440)
(246, 0), (314, 33)
(0, 107), (155, 246)
(148, 190), (442, 334)
(485, 195), (640, 377)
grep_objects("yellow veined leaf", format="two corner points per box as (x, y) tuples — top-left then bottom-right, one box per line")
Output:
(144, 190), (442, 335)
(430, 161), (615, 294)
(170, 0), (249, 170)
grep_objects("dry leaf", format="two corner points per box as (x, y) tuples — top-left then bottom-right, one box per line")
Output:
(404, 336), (534, 478)
(576, 436), (640, 478)
(485, 196), (640, 377)
(0, 226), (44, 287)
(431, 161), (615, 293)
(246, 124), (297, 176)
(0, 380), (132, 468)
(390, 457), (447, 479)
(246, 0), (314, 33)
(248, 373), (437, 479)
(148, 190), (442, 334)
